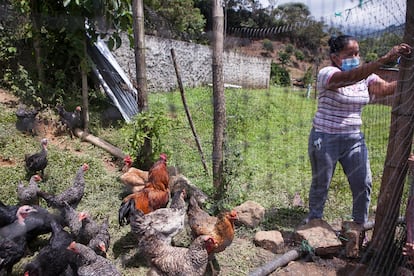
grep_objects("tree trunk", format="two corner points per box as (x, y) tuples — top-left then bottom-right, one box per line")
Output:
(30, 0), (45, 84)
(132, 0), (148, 112)
(211, 0), (226, 193)
(132, 0), (151, 167)
(369, 1), (414, 272)
(249, 249), (300, 276)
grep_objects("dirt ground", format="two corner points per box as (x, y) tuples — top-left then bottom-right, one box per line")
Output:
(0, 88), (372, 275)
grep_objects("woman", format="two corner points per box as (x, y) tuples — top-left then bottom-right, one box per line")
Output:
(306, 35), (412, 225)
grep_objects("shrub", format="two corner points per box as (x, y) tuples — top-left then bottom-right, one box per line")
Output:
(262, 39), (274, 53)
(270, 62), (290, 87)
(294, 49), (305, 61)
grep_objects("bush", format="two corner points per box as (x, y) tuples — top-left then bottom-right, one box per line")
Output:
(294, 49), (305, 61)
(285, 43), (294, 54)
(262, 39), (274, 53)
(270, 62), (290, 87)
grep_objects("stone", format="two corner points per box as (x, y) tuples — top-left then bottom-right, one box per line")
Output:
(295, 219), (342, 256)
(233, 201), (265, 228)
(254, 230), (284, 253)
(341, 221), (364, 258)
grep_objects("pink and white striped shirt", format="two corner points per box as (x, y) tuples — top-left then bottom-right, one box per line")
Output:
(313, 66), (379, 134)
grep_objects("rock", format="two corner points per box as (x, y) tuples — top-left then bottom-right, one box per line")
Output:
(233, 201), (265, 228)
(341, 221), (364, 258)
(294, 219), (342, 256)
(254, 230), (284, 253)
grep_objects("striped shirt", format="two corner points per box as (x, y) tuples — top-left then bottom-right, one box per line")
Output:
(313, 66), (379, 134)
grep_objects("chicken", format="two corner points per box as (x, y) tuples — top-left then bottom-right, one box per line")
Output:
(15, 104), (39, 135)
(0, 205), (38, 275)
(129, 189), (187, 244)
(0, 200), (19, 227)
(140, 230), (216, 276)
(24, 138), (48, 178)
(119, 155), (148, 193)
(38, 163), (89, 209)
(187, 196), (238, 274)
(17, 174), (42, 206)
(56, 105), (83, 137)
(0, 233), (27, 275)
(118, 154), (170, 226)
(67, 241), (121, 276)
(23, 220), (77, 276)
(0, 205), (38, 239)
(87, 216), (111, 257)
(77, 212), (110, 255)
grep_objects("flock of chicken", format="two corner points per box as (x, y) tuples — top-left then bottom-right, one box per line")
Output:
(1, 105), (239, 276)
(118, 153), (239, 275)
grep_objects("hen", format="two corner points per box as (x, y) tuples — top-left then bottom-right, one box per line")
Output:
(38, 163), (89, 209)
(0, 205), (38, 275)
(140, 230), (216, 276)
(119, 155), (148, 193)
(118, 154), (170, 225)
(187, 196), (238, 274)
(87, 216), (111, 257)
(56, 105), (83, 137)
(17, 174), (42, 206)
(15, 104), (39, 135)
(67, 241), (121, 276)
(129, 189), (187, 244)
(0, 200), (19, 227)
(24, 138), (48, 178)
(23, 220), (77, 276)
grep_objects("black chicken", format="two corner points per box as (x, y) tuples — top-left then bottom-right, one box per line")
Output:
(24, 138), (48, 178)
(0, 200), (19, 227)
(0, 205), (38, 275)
(23, 220), (77, 276)
(56, 105), (83, 137)
(38, 163), (89, 209)
(15, 104), (39, 135)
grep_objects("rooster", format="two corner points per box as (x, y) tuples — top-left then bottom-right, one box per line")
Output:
(118, 153), (170, 226)
(119, 155), (148, 193)
(187, 196), (238, 275)
(38, 163), (89, 209)
(24, 138), (48, 178)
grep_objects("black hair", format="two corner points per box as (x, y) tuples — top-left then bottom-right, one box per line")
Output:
(328, 35), (356, 54)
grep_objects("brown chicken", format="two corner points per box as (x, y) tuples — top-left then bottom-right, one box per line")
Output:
(187, 195), (238, 274)
(118, 153), (170, 226)
(119, 155), (148, 193)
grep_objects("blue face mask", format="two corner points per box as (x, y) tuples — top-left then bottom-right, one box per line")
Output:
(341, 57), (360, 71)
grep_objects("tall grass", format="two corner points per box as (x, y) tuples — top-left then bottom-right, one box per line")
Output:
(146, 86), (397, 223)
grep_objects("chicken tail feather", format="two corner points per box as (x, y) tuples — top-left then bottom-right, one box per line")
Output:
(118, 198), (135, 226)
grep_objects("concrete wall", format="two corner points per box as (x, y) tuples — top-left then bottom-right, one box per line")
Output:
(112, 35), (271, 92)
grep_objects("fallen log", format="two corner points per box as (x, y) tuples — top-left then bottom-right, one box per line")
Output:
(73, 128), (126, 159)
(248, 249), (301, 276)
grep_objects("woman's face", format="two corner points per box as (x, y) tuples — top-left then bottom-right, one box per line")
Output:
(332, 39), (360, 68)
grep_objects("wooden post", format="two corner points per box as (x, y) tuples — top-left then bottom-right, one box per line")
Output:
(170, 48), (209, 175)
(369, 1), (414, 271)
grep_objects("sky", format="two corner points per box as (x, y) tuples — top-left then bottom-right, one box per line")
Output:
(258, 0), (362, 20)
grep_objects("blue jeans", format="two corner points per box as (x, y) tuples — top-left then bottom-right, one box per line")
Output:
(307, 128), (372, 224)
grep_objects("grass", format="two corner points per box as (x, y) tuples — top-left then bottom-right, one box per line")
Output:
(0, 86), (409, 275)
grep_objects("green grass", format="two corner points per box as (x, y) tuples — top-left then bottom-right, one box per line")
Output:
(0, 86), (409, 275)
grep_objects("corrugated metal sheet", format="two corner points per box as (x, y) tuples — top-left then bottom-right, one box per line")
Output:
(87, 37), (139, 123)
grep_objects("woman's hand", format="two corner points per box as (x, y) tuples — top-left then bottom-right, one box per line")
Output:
(381, 43), (412, 64)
